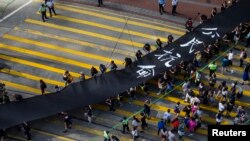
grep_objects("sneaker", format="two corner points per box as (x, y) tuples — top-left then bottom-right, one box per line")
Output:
(157, 92), (161, 95)
(63, 130), (67, 133)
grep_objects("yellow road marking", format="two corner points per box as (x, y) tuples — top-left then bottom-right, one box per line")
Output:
(32, 128), (76, 141)
(0, 68), (65, 87)
(53, 4), (185, 36)
(0, 43), (99, 70)
(34, 0), (185, 32)
(148, 91), (237, 117)
(4, 34), (123, 65)
(94, 104), (207, 135)
(36, 12), (168, 42)
(25, 19), (145, 48)
(0, 80), (43, 94)
(14, 27), (134, 57)
(7, 134), (27, 141)
(235, 54), (250, 62)
(47, 120), (132, 141)
(175, 86), (250, 107)
(131, 98), (230, 124)
(148, 77), (250, 107)
(0, 54), (88, 78)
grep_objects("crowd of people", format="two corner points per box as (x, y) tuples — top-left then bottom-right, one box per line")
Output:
(100, 4), (249, 141)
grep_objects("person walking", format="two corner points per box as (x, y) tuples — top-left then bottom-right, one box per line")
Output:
(171, 0), (178, 15)
(110, 60), (118, 71)
(140, 112), (148, 132)
(86, 105), (93, 123)
(157, 77), (166, 95)
(156, 38), (163, 49)
(157, 119), (165, 135)
(178, 121), (185, 139)
(131, 127), (139, 140)
(22, 122), (31, 140)
(239, 49), (247, 67)
(79, 72), (86, 81)
(242, 63), (250, 85)
(246, 31), (250, 47)
(46, 0), (56, 17)
(135, 50), (143, 60)
(98, 0), (103, 7)
(185, 18), (193, 32)
(62, 70), (73, 86)
(158, 0), (166, 15)
(90, 66), (98, 77)
(132, 116), (140, 130)
(221, 56), (229, 74)
(99, 64), (107, 74)
(63, 113), (72, 133)
(211, 7), (217, 18)
(208, 62), (217, 76)
(121, 117), (129, 134)
(216, 111), (222, 125)
(162, 109), (172, 124)
(160, 128), (168, 141)
(227, 50), (234, 66)
(39, 79), (47, 95)
(39, 4), (48, 22)
(103, 130), (111, 141)
(168, 129), (176, 141)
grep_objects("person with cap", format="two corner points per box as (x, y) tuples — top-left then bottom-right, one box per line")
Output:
(38, 3), (48, 22)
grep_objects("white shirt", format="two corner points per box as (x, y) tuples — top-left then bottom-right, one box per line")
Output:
(168, 131), (176, 141)
(132, 130), (138, 137)
(46, 1), (53, 8)
(163, 112), (172, 120)
(228, 52), (234, 60)
(222, 90), (228, 96)
(132, 120), (139, 127)
(172, 0), (178, 5)
(218, 102), (225, 111)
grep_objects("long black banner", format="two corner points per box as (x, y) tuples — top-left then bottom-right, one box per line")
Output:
(0, 0), (250, 129)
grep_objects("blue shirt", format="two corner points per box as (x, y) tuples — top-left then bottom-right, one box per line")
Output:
(222, 58), (229, 67)
(158, 121), (164, 129)
(158, 0), (165, 5)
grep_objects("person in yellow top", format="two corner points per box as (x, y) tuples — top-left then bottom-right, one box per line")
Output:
(208, 61), (217, 76)
(39, 4), (48, 22)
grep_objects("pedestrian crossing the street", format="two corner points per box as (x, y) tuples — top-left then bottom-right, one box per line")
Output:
(0, 0), (249, 141)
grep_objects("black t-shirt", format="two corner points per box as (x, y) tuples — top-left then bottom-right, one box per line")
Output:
(64, 116), (72, 124)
